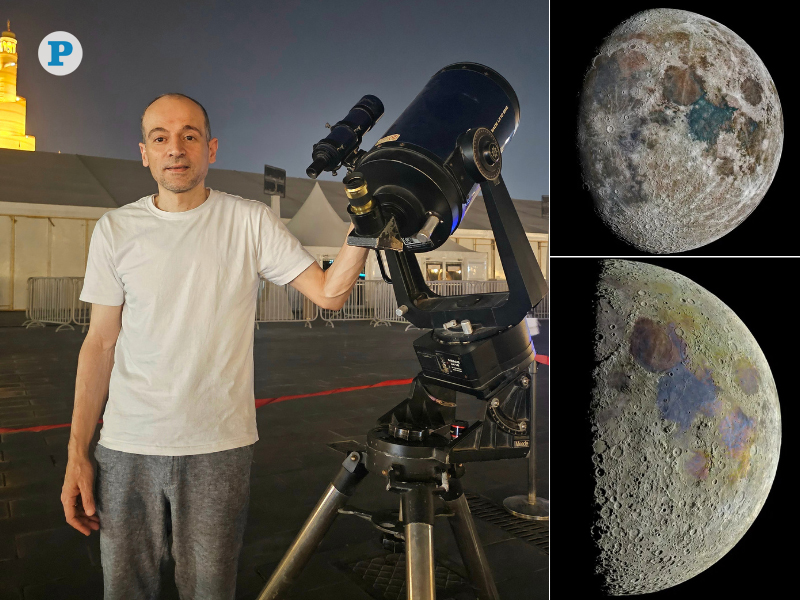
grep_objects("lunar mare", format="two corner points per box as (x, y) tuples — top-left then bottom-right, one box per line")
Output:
(579, 9), (783, 254)
(591, 261), (780, 595)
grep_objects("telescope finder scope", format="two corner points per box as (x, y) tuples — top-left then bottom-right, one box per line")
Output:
(306, 95), (384, 179)
(309, 63), (520, 255)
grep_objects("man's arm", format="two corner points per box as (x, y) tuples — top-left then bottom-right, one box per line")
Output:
(61, 303), (122, 536)
(289, 224), (369, 311)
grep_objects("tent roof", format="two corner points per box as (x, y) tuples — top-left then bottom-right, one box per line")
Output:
(0, 148), (547, 233)
(286, 182), (349, 247)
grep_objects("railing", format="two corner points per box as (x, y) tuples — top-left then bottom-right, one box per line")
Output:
(319, 280), (393, 328)
(71, 277), (92, 330)
(22, 277), (79, 331)
(255, 279), (318, 328)
(531, 292), (549, 320)
(23, 277), (549, 332)
(428, 280), (509, 296)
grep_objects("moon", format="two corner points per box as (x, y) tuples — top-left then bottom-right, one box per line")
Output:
(578, 9), (783, 254)
(591, 260), (780, 594)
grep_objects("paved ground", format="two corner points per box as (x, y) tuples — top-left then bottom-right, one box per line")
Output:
(0, 315), (549, 599)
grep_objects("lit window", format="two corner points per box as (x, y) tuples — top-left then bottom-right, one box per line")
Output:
(445, 263), (462, 281)
(426, 263), (442, 281)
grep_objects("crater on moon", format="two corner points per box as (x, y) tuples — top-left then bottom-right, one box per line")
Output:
(591, 260), (781, 594)
(578, 9), (783, 254)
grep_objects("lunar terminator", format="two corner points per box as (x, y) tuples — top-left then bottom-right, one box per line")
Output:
(591, 260), (780, 594)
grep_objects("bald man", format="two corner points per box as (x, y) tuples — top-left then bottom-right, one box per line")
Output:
(60, 93), (368, 599)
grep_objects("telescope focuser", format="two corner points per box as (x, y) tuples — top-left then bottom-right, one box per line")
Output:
(344, 172), (382, 236)
(344, 172), (403, 251)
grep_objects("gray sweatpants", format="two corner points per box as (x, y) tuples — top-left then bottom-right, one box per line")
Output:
(94, 443), (255, 600)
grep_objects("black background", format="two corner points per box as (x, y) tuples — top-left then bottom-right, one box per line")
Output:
(551, 3), (791, 257)
(550, 257), (791, 597)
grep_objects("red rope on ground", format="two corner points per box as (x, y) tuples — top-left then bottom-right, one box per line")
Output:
(0, 355), (548, 434)
(0, 422), (102, 434)
(253, 378), (414, 409)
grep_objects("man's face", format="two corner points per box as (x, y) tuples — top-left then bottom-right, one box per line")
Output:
(139, 96), (218, 194)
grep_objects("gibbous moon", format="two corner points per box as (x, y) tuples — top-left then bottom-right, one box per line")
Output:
(578, 9), (783, 253)
(591, 260), (780, 594)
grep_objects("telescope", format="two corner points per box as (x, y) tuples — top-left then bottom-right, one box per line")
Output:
(259, 63), (548, 600)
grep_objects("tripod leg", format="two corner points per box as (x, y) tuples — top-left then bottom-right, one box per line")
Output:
(402, 485), (436, 600)
(257, 453), (368, 600)
(443, 480), (500, 600)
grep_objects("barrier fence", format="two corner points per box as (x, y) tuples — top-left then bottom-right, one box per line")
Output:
(255, 279), (318, 328)
(23, 277), (79, 331)
(23, 276), (549, 331)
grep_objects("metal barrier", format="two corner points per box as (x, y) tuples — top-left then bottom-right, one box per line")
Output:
(23, 277), (548, 332)
(22, 277), (76, 331)
(23, 278), (33, 326)
(71, 277), (92, 332)
(255, 279), (318, 328)
(319, 280), (390, 328)
(531, 292), (549, 320)
(427, 280), (509, 296)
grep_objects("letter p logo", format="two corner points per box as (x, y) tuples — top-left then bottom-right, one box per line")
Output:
(39, 31), (82, 75)
(47, 40), (73, 66)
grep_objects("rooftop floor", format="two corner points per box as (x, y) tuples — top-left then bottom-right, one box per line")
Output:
(0, 317), (549, 599)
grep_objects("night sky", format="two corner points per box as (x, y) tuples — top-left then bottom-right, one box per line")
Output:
(5, 0), (549, 201)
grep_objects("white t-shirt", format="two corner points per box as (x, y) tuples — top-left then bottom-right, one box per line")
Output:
(80, 188), (316, 455)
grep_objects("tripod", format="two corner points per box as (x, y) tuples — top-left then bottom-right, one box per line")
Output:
(256, 356), (540, 600)
(260, 123), (549, 598)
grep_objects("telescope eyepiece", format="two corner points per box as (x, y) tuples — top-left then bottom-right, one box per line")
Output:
(306, 156), (328, 179)
(344, 171), (384, 236)
(343, 173), (370, 206)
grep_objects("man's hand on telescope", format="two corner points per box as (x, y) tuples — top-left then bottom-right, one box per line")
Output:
(61, 454), (100, 536)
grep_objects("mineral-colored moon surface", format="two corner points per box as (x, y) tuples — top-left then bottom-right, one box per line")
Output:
(579, 9), (783, 254)
(591, 260), (780, 594)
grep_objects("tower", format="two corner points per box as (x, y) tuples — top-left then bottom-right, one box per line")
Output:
(0, 20), (35, 151)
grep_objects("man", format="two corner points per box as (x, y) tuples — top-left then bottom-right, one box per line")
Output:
(60, 93), (368, 599)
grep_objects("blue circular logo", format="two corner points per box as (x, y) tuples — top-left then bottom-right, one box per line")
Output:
(38, 31), (82, 76)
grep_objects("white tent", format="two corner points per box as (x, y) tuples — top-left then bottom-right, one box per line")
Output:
(287, 181), (349, 247)
(284, 182), (351, 275)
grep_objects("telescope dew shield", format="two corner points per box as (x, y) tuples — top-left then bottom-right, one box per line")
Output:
(355, 63), (520, 252)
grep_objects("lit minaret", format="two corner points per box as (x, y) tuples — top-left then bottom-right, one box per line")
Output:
(0, 20), (35, 151)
